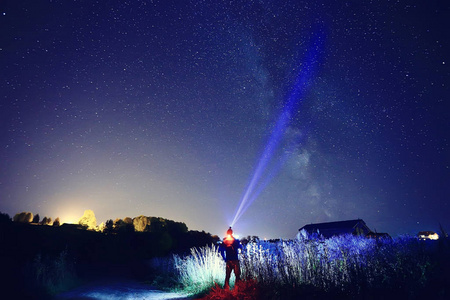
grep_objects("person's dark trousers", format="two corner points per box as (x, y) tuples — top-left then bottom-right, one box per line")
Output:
(224, 260), (241, 289)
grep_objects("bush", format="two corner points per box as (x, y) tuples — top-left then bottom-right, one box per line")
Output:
(146, 256), (181, 290)
(174, 244), (227, 294)
(29, 248), (78, 295)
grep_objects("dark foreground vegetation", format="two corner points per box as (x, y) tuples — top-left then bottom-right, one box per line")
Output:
(2, 209), (450, 300)
(0, 212), (216, 299)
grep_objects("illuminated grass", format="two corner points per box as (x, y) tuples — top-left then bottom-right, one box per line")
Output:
(173, 245), (228, 294)
(174, 234), (441, 298)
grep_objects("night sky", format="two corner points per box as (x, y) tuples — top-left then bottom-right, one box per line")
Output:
(1, 0), (449, 239)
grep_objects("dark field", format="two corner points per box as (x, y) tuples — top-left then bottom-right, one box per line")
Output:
(1, 220), (449, 299)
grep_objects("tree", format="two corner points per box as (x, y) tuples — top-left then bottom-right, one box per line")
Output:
(113, 218), (133, 234)
(0, 211), (11, 223)
(123, 217), (134, 232)
(41, 216), (52, 225)
(149, 217), (166, 232)
(32, 213), (40, 224)
(13, 212), (33, 223)
(104, 219), (114, 234)
(97, 222), (105, 232)
(53, 217), (60, 227)
(133, 215), (151, 232)
(113, 218), (124, 228)
(167, 220), (188, 235)
(78, 209), (97, 230)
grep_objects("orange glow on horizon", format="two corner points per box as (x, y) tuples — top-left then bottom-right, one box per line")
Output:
(61, 215), (79, 224)
(57, 204), (84, 224)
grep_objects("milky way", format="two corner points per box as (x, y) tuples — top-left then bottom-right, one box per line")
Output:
(1, 0), (449, 238)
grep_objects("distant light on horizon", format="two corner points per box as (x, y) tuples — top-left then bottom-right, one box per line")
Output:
(60, 214), (80, 225)
(56, 201), (86, 225)
(418, 231), (439, 240)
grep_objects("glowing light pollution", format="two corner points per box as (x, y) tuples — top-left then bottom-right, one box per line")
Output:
(231, 34), (324, 227)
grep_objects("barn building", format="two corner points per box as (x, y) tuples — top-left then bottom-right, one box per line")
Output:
(298, 219), (373, 239)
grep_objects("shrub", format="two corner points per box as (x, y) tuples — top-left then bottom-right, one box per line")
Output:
(29, 248), (77, 295)
(147, 256), (181, 290)
(174, 244), (226, 294)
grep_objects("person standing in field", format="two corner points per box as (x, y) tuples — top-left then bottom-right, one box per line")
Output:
(219, 227), (243, 289)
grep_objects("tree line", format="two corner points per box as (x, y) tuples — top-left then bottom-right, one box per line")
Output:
(1, 210), (192, 237)
(1, 211), (60, 226)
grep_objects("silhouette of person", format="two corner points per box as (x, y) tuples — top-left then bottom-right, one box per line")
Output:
(219, 227), (243, 289)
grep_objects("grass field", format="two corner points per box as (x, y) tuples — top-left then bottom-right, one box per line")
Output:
(173, 233), (449, 299)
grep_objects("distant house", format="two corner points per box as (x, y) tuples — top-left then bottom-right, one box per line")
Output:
(417, 231), (439, 240)
(60, 223), (86, 230)
(298, 219), (372, 239)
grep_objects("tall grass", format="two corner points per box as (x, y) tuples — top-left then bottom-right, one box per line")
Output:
(173, 233), (441, 298)
(173, 245), (227, 294)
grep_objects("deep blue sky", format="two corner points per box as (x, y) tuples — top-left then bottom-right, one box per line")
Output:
(1, 0), (449, 239)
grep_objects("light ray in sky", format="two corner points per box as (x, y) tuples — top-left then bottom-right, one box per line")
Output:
(231, 33), (324, 227)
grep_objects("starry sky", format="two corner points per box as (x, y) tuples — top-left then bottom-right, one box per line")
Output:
(1, 0), (449, 239)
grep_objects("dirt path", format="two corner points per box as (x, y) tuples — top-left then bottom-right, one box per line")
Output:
(56, 279), (192, 300)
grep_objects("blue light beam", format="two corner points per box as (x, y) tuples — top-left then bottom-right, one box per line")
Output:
(231, 34), (324, 227)
(232, 139), (300, 225)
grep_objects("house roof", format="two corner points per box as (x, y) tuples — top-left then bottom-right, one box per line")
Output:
(299, 219), (371, 238)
